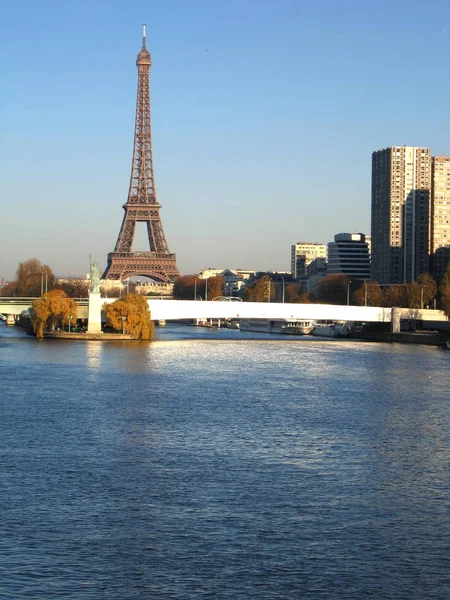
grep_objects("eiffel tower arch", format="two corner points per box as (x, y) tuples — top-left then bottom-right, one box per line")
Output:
(102, 25), (179, 282)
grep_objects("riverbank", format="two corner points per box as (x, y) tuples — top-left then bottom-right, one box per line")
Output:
(44, 332), (135, 341)
(359, 330), (449, 347)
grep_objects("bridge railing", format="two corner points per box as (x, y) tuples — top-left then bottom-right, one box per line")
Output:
(0, 297), (89, 303)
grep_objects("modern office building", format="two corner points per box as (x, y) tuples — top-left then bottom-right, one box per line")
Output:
(431, 156), (450, 281)
(371, 146), (432, 284)
(327, 233), (371, 280)
(291, 242), (327, 279)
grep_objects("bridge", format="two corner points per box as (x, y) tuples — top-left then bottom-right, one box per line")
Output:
(0, 297), (447, 333)
(0, 298), (89, 323)
(144, 300), (447, 333)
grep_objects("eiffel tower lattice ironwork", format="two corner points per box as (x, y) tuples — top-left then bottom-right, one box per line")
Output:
(102, 25), (179, 282)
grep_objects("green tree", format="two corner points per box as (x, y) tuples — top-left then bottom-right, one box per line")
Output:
(32, 290), (78, 338)
(16, 258), (54, 296)
(243, 276), (275, 302)
(439, 263), (450, 317)
(353, 281), (382, 306)
(103, 294), (154, 340)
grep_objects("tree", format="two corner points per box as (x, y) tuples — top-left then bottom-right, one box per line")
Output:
(0, 280), (18, 297)
(353, 281), (382, 306)
(405, 282), (422, 308)
(285, 283), (310, 303)
(103, 294), (154, 340)
(15, 258), (54, 296)
(55, 278), (89, 298)
(285, 283), (302, 303)
(243, 276), (276, 302)
(32, 290), (78, 338)
(206, 276), (224, 300)
(439, 263), (450, 317)
(416, 273), (437, 307)
(382, 274), (437, 309)
(173, 275), (224, 300)
(313, 274), (353, 305)
(173, 275), (197, 299)
(382, 285), (408, 308)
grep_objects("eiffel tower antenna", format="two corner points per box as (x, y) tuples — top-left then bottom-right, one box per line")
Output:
(102, 26), (179, 282)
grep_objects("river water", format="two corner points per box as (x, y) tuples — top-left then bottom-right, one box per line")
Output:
(1, 321), (449, 599)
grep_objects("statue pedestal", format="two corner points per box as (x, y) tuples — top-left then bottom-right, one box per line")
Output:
(88, 292), (102, 334)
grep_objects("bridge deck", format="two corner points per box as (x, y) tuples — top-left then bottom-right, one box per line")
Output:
(0, 297), (447, 326)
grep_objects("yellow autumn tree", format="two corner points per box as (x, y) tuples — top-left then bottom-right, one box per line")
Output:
(32, 289), (78, 338)
(103, 294), (154, 340)
(243, 276), (276, 302)
(353, 281), (382, 307)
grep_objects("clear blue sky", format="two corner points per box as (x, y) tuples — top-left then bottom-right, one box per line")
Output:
(1, 0), (449, 280)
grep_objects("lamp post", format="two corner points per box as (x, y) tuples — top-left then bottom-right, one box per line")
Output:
(68, 315), (72, 333)
(45, 269), (48, 294)
(364, 280), (368, 307)
(41, 272), (44, 296)
(347, 280), (352, 306)
(194, 277), (197, 300)
(122, 316), (126, 335)
(282, 277), (285, 303)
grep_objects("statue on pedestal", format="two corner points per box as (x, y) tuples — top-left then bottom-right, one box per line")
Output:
(87, 255), (103, 334)
(89, 255), (101, 294)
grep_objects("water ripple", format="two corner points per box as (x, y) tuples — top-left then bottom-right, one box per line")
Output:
(1, 323), (449, 599)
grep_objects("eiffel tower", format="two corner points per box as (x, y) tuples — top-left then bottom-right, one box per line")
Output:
(102, 25), (179, 282)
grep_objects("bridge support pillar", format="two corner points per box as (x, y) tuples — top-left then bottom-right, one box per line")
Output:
(391, 308), (401, 333)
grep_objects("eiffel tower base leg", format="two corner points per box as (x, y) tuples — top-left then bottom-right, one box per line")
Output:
(102, 252), (179, 282)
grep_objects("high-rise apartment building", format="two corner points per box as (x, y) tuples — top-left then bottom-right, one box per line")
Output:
(371, 146), (432, 283)
(291, 242), (327, 279)
(327, 233), (371, 280)
(431, 156), (450, 281)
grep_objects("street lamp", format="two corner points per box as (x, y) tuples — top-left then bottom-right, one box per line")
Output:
(282, 277), (285, 303)
(122, 316), (126, 335)
(68, 315), (72, 333)
(347, 280), (352, 306)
